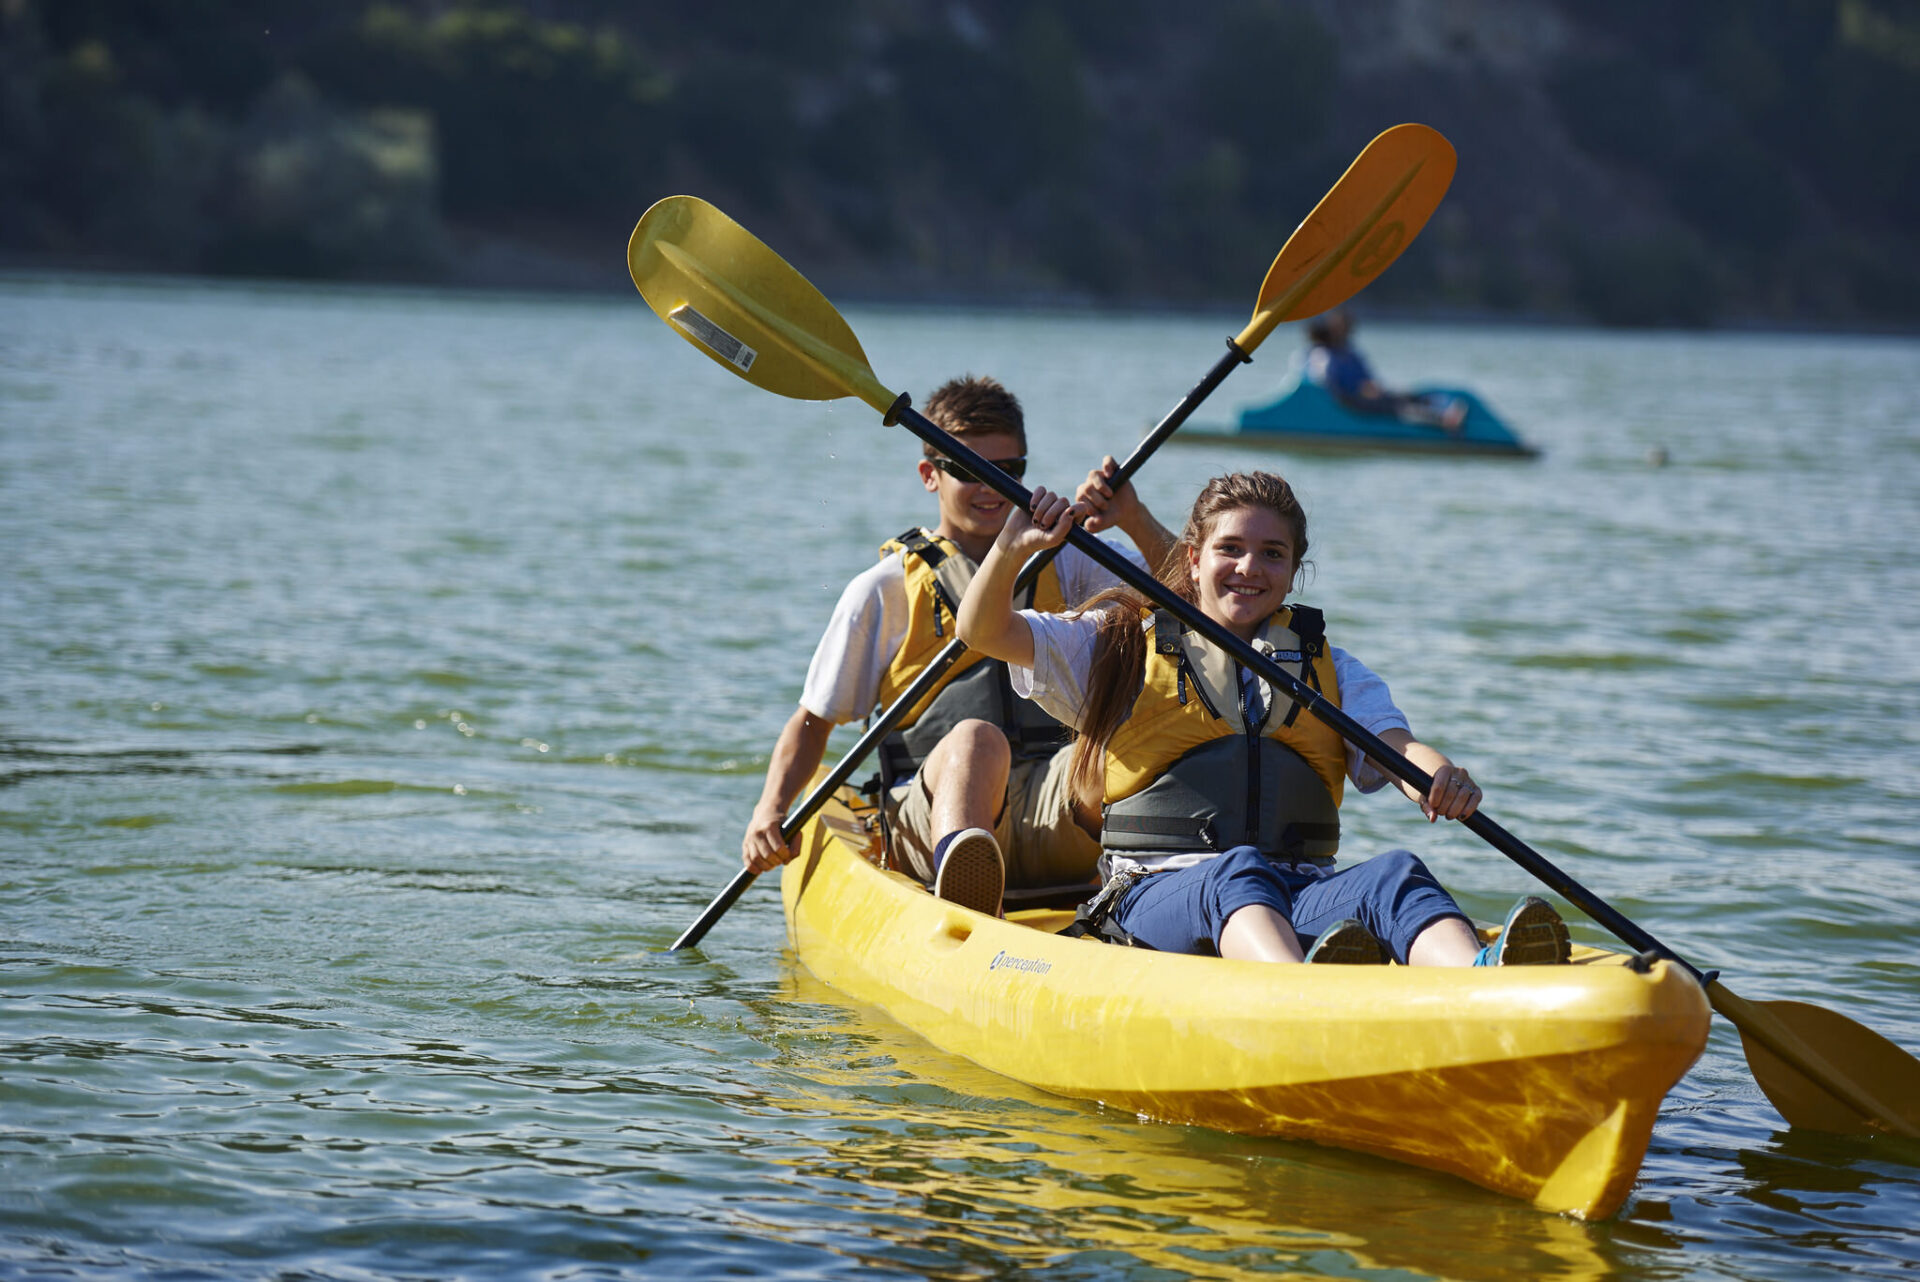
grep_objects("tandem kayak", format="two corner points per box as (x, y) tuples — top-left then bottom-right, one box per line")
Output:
(1179, 375), (1538, 457)
(782, 788), (1710, 1220)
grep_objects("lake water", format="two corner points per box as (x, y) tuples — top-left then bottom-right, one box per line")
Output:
(3, 272), (1917, 1280)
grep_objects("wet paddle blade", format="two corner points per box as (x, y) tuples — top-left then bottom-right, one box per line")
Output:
(1236, 123), (1457, 353)
(1709, 982), (1920, 1138)
(628, 196), (897, 414)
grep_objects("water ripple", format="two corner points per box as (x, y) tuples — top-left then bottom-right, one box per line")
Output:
(4, 278), (1918, 1279)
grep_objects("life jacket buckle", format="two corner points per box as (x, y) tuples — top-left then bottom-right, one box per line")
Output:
(1062, 866), (1155, 946)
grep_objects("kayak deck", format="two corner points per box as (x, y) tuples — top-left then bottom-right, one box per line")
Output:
(782, 790), (1709, 1219)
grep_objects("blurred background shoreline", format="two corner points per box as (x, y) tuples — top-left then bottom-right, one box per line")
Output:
(5, 0), (1918, 331)
(13, 265), (1920, 340)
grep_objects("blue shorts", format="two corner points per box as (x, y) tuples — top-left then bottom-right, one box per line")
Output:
(1107, 846), (1467, 963)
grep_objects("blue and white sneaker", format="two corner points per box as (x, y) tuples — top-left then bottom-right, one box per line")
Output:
(1473, 896), (1571, 966)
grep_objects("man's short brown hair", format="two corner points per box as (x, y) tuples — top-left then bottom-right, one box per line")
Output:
(922, 375), (1026, 456)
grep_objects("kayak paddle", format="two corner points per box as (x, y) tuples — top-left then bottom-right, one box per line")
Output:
(625, 179), (1920, 1140)
(650, 123), (1456, 951)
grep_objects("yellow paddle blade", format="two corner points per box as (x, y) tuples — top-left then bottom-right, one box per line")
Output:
(627, 195), (898, 415)
(1709, 982), (1920, 1138)
(1235, 122), (1458, 354)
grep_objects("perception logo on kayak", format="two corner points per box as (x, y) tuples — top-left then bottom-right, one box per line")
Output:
(989, 951), (1052, 976)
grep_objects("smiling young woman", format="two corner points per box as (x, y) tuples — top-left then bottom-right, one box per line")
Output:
(956, 470), (1571, 968)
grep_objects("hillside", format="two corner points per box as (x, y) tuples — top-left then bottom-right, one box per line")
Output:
(4, 0), (1917, 326)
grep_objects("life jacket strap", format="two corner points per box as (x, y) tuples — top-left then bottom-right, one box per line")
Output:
(1152, 609), (1223, 718)
(892, 528), (959, 635)
(892, 527), (949, 567)
(1290, 605), (1326, 654)
(1101, 812), (1220, 846)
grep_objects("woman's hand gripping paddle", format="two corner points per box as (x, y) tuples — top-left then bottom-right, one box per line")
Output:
(628, 142), (1920, 1141)
(647, 123), (1457, 952)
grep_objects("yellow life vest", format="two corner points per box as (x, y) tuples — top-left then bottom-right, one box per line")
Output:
(872, 528), (1069, 783)
(1102, 605), (1347, 862)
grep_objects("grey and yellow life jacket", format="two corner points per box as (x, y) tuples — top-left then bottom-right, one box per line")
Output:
(1101, 605), (1346, 863)
(873, 527), (1072, 786)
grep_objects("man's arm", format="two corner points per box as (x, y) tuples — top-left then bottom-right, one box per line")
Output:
(741, 555), (900, 870)
(741, 705), (837, 871)
(1075, 455), (1177, 573)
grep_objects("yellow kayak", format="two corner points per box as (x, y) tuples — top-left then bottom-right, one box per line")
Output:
(782, 790), (1711, 1220)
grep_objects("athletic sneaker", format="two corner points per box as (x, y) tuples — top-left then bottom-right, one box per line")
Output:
(932, 827), (1004, 917)
(1304, 918), (1389, 964)
(1473, 896), (1571, 966)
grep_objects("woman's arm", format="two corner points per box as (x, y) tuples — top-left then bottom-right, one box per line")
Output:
(956, 485), (1078, 667)
(1371, 727), (1481, 823)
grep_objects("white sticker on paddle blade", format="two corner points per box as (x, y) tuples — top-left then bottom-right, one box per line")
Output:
(670, 304), (756, 373)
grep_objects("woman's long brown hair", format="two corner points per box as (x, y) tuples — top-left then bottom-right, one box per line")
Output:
(1066, 472), (1310, 823)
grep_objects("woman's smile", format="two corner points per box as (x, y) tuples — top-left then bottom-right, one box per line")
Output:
(1190, 505), (1297, 639)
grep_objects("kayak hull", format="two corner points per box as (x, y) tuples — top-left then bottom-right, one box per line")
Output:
(1180, 378), (1537, 457)
(782, 794), (1709, 1219)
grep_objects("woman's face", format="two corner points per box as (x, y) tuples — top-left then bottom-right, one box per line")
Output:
(1187, 504), (1297, 640)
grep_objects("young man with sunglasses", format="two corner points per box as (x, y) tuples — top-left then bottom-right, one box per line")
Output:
(740, 375), (1172, 915)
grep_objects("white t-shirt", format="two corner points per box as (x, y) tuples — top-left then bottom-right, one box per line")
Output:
(798, 540), (1145, 725)
(1010, 607), (1412, 795)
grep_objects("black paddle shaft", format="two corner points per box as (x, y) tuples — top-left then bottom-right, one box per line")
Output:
(669, 342), (1253, 951)
(887, 401), (1713, 985)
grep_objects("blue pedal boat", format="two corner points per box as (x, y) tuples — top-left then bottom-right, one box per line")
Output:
(1180, 376), (1538, 458)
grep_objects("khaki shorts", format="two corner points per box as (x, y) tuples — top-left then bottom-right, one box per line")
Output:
(885, 742), (1102, 889)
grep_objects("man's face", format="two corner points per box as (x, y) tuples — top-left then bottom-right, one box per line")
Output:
(917, 430), (1025, 545)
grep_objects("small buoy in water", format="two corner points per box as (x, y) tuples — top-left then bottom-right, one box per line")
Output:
(1646, 446), (1670, 468)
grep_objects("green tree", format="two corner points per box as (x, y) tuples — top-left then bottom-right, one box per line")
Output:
(329, 5), (668, 216)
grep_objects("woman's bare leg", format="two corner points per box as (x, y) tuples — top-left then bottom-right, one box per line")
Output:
(1219, 904), (1307, 963)
(1406, 915), (1480, 967)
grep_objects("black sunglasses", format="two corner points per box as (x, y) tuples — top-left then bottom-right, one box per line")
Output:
(931, 455), (1027, 484)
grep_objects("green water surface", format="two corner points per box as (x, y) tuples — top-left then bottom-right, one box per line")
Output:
(2, 274), (1917, 1279)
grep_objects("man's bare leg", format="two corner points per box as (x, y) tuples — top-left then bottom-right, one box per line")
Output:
(917, 719), (1010, 914)
(919, 719), (1011, 837)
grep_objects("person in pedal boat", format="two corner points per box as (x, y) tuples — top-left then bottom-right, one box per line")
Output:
(955, 469), (1568, 965)
(1305, 310), (1466, 432)
(740, 375), (1175, 916)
